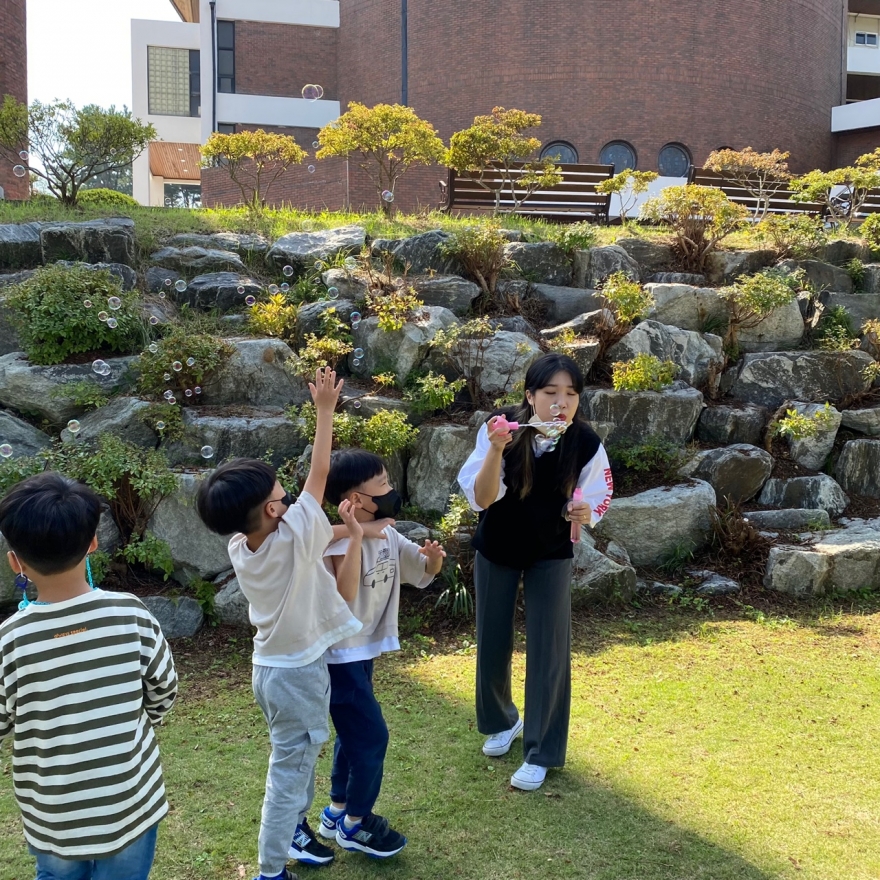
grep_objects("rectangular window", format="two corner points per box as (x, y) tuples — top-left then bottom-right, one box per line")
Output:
(189, 49), (201, 118)
(148, 47), (191, 116)
(164, 183), (202, 209)
(217, 21), (235, 93)
(856, 31), (879, 46)
(217, 123), (236, 134)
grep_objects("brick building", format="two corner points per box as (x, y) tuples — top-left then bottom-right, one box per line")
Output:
(133, 0), (880, 213)
(0, 0), (28, 200)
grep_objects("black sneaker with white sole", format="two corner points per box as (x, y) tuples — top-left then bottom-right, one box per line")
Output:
(288, 818), (335, 865)
(335, 813), (407, 858)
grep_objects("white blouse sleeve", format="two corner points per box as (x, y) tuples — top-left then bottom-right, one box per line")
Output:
(576, 443), (614, 527)
(457, 423), (507, 512)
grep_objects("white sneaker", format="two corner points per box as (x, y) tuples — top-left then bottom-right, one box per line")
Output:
(511, 762), (547, 791)
(481, 717), (524, 757)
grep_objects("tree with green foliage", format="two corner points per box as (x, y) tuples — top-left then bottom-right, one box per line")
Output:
(316, 102), (445, 216)
(790, 151), (880, 226)
(446, 107), (562, 214)
(200, 129), (306, 214)
(0, 97), (154, 206)
(704, 148), (792, 220)
(596, 169), (658, 224)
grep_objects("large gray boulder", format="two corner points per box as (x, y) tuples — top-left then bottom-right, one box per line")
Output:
(295, 299), (357, 347)
(823, 239), (872, 266)
(0, 223), (42, 269)
(644, 284), (727, 331)
(0, 410), (52, 458)
(615, 238), (674, 280)
(758, 475), (849, 518)
(764, 518), (880, 596)
(573, 245), (640, 289)
(407, 424), (478, 512)
(174, 273), (262, 311)
(736, 300), (804, 352)
(145, 266), (181, 293)
(267, 226), (366, 271)
(41, 218), (136, 267)
(504, 241), (571, 286)
(777, 258), (852, 294)
(60, 396), (156, 447)
(162, 407), (306, 468)
(582, 384), (704, 446)
(389, 230), (462, 275)
(412, 275), (480, 316)
(150, 246), (245, 274)
(593, 480), (717, 566)
(840, 405), (880, 436)
(53, 260), (138, 291)
(148, 473), (231, 583)
(571, 537), (636, 600)
(541, 310), (614, 340)
(746, 508), (831, 530)
(214, 574), (250, 627)
(730, 351), (874, 409)
(607, 320), (723, 387)
(465, 331), (542, 399)
(785, 402), (841, 471)
(818, 292), (880, 329)
(696, 404), (768, 446)
(679, 444), (773, 503)
(835, 439), (880, 498)
(707, 249), (776, 284)
(352, 306), (459, 383)
(141, 595), (204, 639)
(320, 268), (370, 301)
(208, 338), (308, 408)
(0, 353), (137, 422)
(169, 231), (270, 257)
(860, 263), (880, 294)
(529, 284), (604, 324)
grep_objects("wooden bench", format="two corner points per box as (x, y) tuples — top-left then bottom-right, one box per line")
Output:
(439, 161), (614, 223)
(687, 166), (825, 218)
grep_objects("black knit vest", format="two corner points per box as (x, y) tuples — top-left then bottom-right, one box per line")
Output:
(471, 421), (601, 571)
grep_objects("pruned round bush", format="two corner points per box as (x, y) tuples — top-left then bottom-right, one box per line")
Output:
(77, 188), (139, 209)
(860, 213), (880, 249)
(6, 264), (144, 365)
(612, 353), (679, 392)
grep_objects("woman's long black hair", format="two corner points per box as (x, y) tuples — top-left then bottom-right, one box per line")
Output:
(490, 353), (589, 500)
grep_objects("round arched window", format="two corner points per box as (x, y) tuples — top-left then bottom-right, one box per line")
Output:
(540, 141), (578, 164)
(658, 143), (691, 177)
(599, 141), (636, 173)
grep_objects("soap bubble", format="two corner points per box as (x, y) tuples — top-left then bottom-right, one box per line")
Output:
(18, 151), (28, 161)
(148, 343), (159, 353)
(174, 279), (187, 293)
(353, 399), (362, 409)
(344, 257), (357, 270)
(312, 141), (320, 149)
(194, 386), (202, 395)
(163, 372), (171, 381)
(149, 315), (159, 325)
(314, 261), (323, 270)
(92, 359), (108, 374)
(282, 265), (294, 277)
(307, 165), (316, 174)
(163, 390), (174, 401)
(245, 295), (256, 306)
(106, 318), (118, 329)
(166, 397), (176, 405)
(83, 300), (92, 308)
(549, 403), (561, 416)
(12, 165), (25, 178)
(0, 444), (12, 459)
(268, 284), (279, 295)
(353, 347), (364, 358)
(200, 445), (214, 459)
(381, 190), (394, 203)
(184, 388), (193, 397)
(352, 358), (362, 366)
(327, 286), (339, 299)
(156, 421), (166, 431)
(236, 285), (245, 295)
(107, 296), (121, 310)
(186, 357), (196, 367)
(172, 361), (183, 372)
(280, 282), (290, 293)
(164, 278), (172, 287)
(394, 277), (404, 288)
(350, 311), (361, 324)
(301, 83), (324, 101)
(158, 291), (166, 299)
(66, 419), (81, 434)
(97, 311), (109, 322)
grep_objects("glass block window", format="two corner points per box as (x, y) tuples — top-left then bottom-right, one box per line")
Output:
(148, 47), (191, 117)
(658, 143), (691, 177)
(599, 141), (637, 173)
(540, 141), (578, 164)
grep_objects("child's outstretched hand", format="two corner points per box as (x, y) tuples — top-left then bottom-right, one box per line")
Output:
(419, 539), (447, 574)
(309, 367), (343, 412)
(338, 498), (363, 540)
(487, 415), (514, 451)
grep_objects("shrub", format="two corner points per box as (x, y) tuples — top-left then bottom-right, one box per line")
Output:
(120, 532), (175, 581)
(640, 184), (749, 272)
(287, 334), (353, 379)
(601, 272), (653, 324)
(719, 268), (799, 351)
(192, 578), (219, 626)
(434, 494), (478, 617)
(51, 379), (109, 411)
(87, 549), (112, 585)
(770, 404), (837, 441)
(846, 258), (866, 291)
(862, 318), (880, 359)
(441, 222), (512, 301)
(6, 264), (144, 365)
(372, 372), (398, 390)
(76, 188), (139, 209)
(249, 292), (297, 340)
(607, 437), (683, 477)
(704, 148), (792, 219)
(611, 353), (679, 392)
(366, 285), (423, 332)
(547, 221), (597, 255)
(596, 170), (658, 224)
(815, 305), (857, 352)
(404, 371), (465, 414)
(754, 214), (827, 259)
(0, 454), (46, 498)
(136, 327), (234, 402)
(291, 403), (417, 456)
(860, 213), (880, 248)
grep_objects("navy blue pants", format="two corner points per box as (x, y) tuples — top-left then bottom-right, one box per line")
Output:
(328, 659), (389, 817)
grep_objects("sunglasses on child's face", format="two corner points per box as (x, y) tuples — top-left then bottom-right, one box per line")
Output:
(267, 490), (293, 509)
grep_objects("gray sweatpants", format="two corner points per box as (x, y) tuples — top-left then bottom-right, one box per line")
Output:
(474, 552), (573, 768)
(252, 657), (331, 877)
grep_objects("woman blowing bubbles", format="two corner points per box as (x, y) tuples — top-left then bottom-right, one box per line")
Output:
(457, 353), (613, 791)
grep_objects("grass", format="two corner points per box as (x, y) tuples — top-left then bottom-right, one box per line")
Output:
(1, 599), (879, 880)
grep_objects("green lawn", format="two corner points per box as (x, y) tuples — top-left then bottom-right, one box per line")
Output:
(2, 601), (879, 880)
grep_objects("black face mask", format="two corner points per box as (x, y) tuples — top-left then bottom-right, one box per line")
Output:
(371, 489), (402, 519)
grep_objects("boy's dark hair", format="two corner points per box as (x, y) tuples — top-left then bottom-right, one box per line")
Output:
(0, 472), (102, 575)
(325, 449), (385, 506)
(195, 458), (277, 535)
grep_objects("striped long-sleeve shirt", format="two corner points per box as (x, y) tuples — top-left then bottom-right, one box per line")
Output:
(0, 589), (178, 858)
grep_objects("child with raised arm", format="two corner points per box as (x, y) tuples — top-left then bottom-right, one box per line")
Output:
(315, 449), (445, 859)
(457, 353), (613, 792)
(0, 472), (177, 880)
(196, 369), (384, 880)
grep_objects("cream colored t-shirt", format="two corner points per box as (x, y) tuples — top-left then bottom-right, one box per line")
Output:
(228, 492), (362, 667)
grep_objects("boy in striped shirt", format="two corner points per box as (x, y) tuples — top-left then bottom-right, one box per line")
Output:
(0, 472), (178, 880)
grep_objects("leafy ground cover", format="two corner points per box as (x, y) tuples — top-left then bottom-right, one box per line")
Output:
(1, 597), (878, 880)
